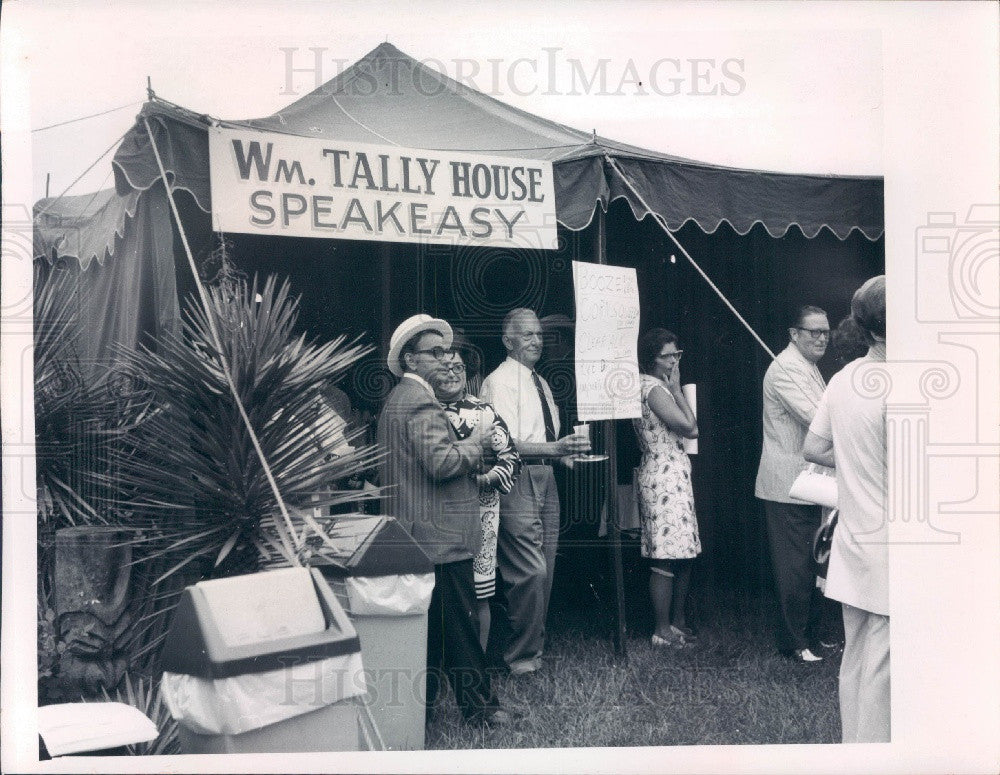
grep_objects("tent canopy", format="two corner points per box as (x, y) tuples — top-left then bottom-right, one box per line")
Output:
(109, 41), (882, 253)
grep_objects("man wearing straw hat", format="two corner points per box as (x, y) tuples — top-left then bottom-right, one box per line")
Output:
(377, 314), (512, 727)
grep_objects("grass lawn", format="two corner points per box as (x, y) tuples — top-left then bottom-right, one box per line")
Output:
(426, 593), (843, 749)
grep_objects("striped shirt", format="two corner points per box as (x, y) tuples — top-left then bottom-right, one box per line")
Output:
(755, 343), (827, 502)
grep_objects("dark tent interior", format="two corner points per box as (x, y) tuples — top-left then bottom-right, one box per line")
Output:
(151, 186), (884, 636)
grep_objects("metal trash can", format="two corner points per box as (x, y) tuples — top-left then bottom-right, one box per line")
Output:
(159, 567), (372, 753)
(313, 514), (434, 751)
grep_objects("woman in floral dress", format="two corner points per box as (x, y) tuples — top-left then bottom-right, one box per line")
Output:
(433, 346), (521, 650)
(633, 328), (700, 648)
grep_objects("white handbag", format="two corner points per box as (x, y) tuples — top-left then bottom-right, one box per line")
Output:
(788, 463), (838, 509)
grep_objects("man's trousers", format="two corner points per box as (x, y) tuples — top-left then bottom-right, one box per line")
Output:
(839, 602), (890, 743)
(496, 464), (560, 673)
(426, 558), (498, 722)
(763, 500), (824, 653)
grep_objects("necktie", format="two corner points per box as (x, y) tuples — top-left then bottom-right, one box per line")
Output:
(531, 371), (556, 442)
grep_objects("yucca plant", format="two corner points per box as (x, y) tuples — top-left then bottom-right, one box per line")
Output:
(34, 264), (140, 698)
(33, 264), (117, 530)
(103, 273), (383, 584)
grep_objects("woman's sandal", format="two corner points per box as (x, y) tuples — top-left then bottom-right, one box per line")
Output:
(652, 630), (693, 649)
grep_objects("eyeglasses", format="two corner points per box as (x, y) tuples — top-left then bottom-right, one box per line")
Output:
(795, 327), (830, 340)
(410, 346), (449, 361)
(441, 362), (466, 374)
(657, 350), (683, 361)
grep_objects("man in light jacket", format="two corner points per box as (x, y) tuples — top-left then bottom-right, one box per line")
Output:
(755, 305), (831, 663)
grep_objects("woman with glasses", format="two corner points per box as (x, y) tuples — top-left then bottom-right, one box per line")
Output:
(634, 328), (700, 648)
(433, 342), (521, 649)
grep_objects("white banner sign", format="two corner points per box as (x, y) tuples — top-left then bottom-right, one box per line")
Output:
(572, 261), (642, 421)
(208, 127), (558, 249)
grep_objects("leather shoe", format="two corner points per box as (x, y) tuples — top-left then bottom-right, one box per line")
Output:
(508, 657), (542, 675)
(792, 647), (824, 664)
(480, 708), (516, 727)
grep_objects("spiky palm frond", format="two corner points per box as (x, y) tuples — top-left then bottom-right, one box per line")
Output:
(33, 265), (119, 530)
(104, 274), (382, 582)
(98, 673), (179, 756)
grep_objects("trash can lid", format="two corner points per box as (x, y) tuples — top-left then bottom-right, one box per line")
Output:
(160, 568), (360, 680)
(310, 515), (434, 577)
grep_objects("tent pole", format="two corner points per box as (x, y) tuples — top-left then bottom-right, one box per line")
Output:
(141, 117), (300, 561)
(380, 242), (392, 355)
(595, 204), (628, 658)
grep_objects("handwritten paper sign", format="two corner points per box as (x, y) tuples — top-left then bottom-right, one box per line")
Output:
(572, 261), (642, 421)
(208, 127), (558, 249)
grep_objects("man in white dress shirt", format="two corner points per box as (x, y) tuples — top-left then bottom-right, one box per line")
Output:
(481, 308), (591, 675)
(755, 305), (831, 663)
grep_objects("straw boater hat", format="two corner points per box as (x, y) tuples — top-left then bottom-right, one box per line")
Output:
(386, 314), (454, 378)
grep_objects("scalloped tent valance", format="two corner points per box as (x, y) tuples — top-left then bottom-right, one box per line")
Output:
(109, 41), (882, 244)
(34, 188), (141, 270)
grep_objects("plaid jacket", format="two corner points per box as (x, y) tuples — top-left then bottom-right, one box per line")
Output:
(377, 375), (484, 564)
